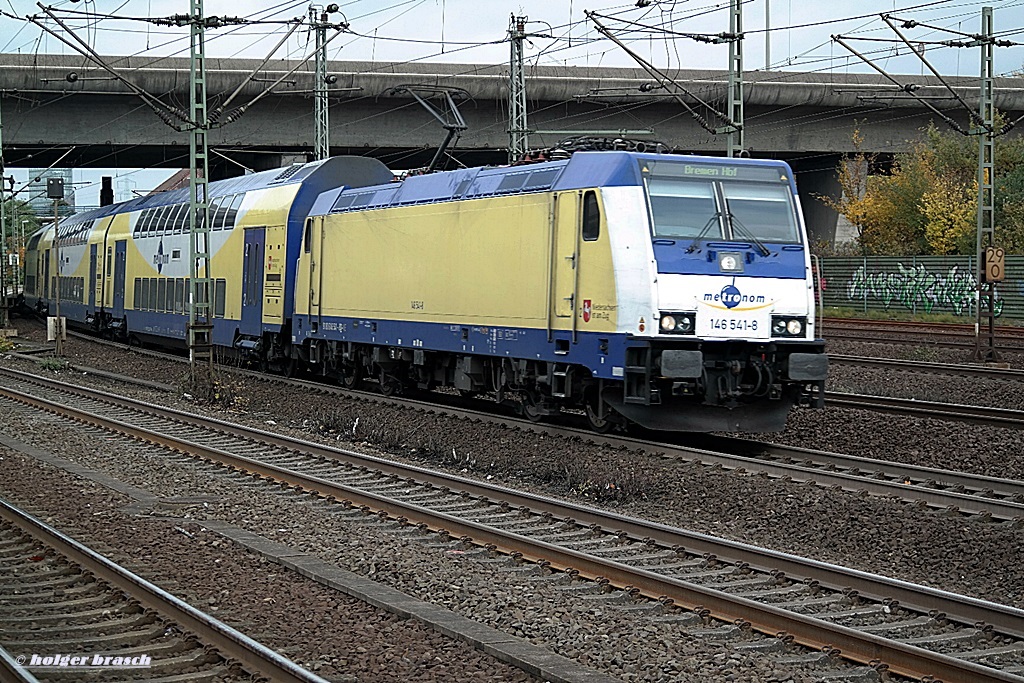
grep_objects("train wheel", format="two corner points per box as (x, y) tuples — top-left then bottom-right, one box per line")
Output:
(521, 391), (544, 423)
(585, 401), (615, 434)
(340, 363), (361, 389)
(283, 356), (298, 378)
(379, 370), (402, 396)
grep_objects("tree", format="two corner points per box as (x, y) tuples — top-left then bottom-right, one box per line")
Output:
(815, 128), (875, 252)
(922, 176), (976, 254)
(820, 123), (1024, 255)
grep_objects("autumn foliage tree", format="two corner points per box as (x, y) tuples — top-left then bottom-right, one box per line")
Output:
(821, 123), (1024, 255)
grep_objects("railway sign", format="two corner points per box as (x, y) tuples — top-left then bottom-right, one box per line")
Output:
(983, 246), (1005, 283)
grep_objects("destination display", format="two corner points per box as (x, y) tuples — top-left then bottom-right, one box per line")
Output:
(641, 159), (786, 183)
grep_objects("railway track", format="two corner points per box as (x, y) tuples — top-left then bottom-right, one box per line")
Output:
(12, 341), (1024, 520)
(831, 354), (1024, 380)
(1, 367), (1022, 682)
(46, 328), (1024, 431)
(0, 496), (327, 683)
(824, 392), (1024, 429)
(824, 318), (1024, 351)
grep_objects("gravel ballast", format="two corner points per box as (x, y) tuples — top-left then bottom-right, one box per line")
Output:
(1, 319), (1021, 680)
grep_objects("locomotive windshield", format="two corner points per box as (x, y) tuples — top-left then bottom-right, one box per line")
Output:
(642, 160), (800, 244)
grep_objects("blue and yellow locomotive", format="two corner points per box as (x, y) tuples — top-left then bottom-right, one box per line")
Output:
(24, 151), (827, 432)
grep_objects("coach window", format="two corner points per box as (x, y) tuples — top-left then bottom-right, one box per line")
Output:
(215, 279), (227, 318)
(582, 190), (600, 241)
(171, 204), (187, 234)
(213, 197), (230, 230)
(174, 279), (184, 314)
(226, 194), (244, 229)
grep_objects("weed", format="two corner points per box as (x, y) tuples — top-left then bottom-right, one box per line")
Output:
(37, 357), (69, 372)
(176, 365), (237, 408)
(904, 346), (940, 362)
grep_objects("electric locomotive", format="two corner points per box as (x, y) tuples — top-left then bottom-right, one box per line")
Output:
(292, 151), (827, 431)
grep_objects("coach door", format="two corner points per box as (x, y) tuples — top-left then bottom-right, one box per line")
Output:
(241, 227), (265, 334)
(305, 216), (324, 332)
(112, 240), (126, 317)
(88, 244), (98, 309)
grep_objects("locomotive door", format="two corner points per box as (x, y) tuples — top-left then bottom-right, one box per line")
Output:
(88, 244), (97, 309)
(241, 227), (265, 335)
(550, 191), (580, 320)
(306, 216), (324, 331)
(112, 240), (126, 318)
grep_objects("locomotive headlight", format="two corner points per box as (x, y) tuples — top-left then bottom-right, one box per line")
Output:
(771, 316), (808, 337)
(658, 312), (696, 334)
(718, 251), (744, 273)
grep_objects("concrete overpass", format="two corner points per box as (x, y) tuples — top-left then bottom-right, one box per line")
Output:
(3, 53), (1024, 241)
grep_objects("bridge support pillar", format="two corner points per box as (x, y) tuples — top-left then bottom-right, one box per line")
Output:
(791, 155), (843, 247)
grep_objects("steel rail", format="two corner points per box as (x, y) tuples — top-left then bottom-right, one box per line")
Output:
(1, 378), (1023, 682)
(0, 647), (39, 683)
(826, 331), (980, 349)
(831, 354), (1024, 379)
(0, 498), (329, 683)
(826, 392), (1024, 429)
(824, 318), (1024, 336)
(708, 434), (1024, 506)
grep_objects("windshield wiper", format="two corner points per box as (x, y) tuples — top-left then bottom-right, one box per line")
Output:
(724, 202), (771, 257)
(684, 212), (723, 253)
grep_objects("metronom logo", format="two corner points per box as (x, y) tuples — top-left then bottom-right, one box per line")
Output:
(703, 287), (766, 309)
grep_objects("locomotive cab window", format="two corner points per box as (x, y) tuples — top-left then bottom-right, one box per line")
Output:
(721, 182), (799, 243)
(642, 159), (800, 244)
(582, 190), (600, 241)
(303, 219), (313, 253)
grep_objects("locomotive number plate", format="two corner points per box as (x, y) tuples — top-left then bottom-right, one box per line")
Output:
(696, 305), (770, 339)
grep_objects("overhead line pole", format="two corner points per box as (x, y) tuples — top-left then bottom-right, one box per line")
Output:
(312, 4), (330, 161)
(509, 15), (529, 163)
(188, 0), (213, 373)
(0, 99), (7, 331)
(726, 0), (744, 157)
(973, 6), (998, 362)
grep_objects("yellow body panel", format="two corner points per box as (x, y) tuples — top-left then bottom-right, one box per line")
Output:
(297, 191), (618, 333)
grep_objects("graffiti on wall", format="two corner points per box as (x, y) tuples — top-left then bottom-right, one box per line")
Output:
(845, 262), (1003, 316)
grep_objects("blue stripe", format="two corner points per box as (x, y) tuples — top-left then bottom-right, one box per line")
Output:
(653, 241), (806, 278)
(293, 315), (633, 380)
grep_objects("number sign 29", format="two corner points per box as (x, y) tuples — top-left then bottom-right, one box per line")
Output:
(984, 246), (1006, 283)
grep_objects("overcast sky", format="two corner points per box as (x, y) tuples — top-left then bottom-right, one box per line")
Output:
(3, 0), (1024, 205)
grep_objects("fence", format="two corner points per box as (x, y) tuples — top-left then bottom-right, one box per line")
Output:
(816, 256), (1024, 320)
